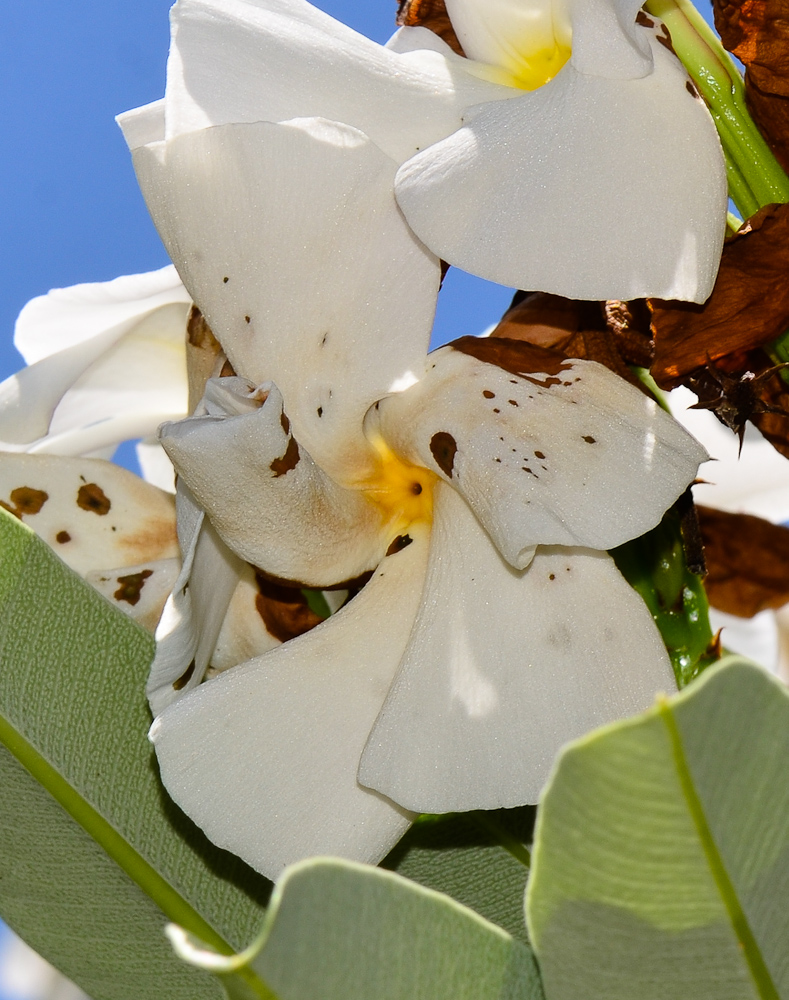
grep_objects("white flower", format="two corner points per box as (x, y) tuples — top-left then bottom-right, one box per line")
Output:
(118, 106), (707, 878)
(117, 0), (727, 304)
(0, 266), (190, 462)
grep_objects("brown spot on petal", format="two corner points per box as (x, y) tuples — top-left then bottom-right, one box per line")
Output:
(270, 436), (300, 477)
(386, 534), (413, 556)
(222, 276), (229, 283)
(583, 435), (597, 443)
(430, 431), (458, 478)
(173, 660), (196, 691)
(280, 411), (291, 435)
(56, 531), (71, 544)
(482, 390), (495, 399)
(636, 10), (655, 26)
(657, 23), (676, 53)
(114, 569), (153, 607)
(8, 487), (49, 517)
(534, 450), (546, 459)
(508, 399), (519, 406)
(77, 483), (111, 515)
(254, 574), (323, 643)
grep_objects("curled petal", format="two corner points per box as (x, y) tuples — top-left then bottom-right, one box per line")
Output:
(160, 380), (393, 587)
(0, 267), (190, 452)
(375, 339), (706, 569)
(358, 483), (675, 813)
(131, 117), (440, 480)
(146, 0), (512, 163)
(395, 32), (727, 302)
(0, 455), (178, 578)
(149, 527), (430, 878)
(148, 483), (246, 715)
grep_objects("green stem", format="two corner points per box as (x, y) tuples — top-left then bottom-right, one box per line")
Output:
(471, 813), (532, 870)
(645, 0), (789, 213)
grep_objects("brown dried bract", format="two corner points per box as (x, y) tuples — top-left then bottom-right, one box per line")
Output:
(714, 0), (789, 172)
(651, 204), (789, 388)
(488, 292), (652, 389)
(749, 361), (789, 459)
(255, 574), (324, 643)
(396, 0), (464, 54)
(697, 504), (789, 616)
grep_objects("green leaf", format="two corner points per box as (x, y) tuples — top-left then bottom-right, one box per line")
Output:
(170, 858), (545, 1000)
(526, 657), (789, 1000)
(0, 509), (274, 999)
(384, 808), (534, 942)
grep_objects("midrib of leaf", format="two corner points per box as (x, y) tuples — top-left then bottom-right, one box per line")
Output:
(659, 699), (779, 1000)
(0, 711), (276, 1000)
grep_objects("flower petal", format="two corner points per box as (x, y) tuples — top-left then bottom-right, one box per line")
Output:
(160, 379), (393, 586)
(375, 339), (706, 569)
(131, 117), (440, 481)
(148, 483), (246, 715)
(1, 267), (190, 452)
(143, 0), (512, 163)
(670, 386), (789, 524)
(14, 266), (189, 363)
(149, 526), (430, 878)
(0, 454), (178, 577)
(358, 483), (675, 813)
(395, 31), (727, 302)
(85, 558), (181, 633)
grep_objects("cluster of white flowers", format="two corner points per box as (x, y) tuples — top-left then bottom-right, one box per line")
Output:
(1, 0), (750, 882)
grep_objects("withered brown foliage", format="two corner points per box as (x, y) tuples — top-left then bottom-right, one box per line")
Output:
(697, 505), (789, 616)
(396, 0), (464, 54)
(714, 0), (789, 172)
(490, 292), (652, 389)
(651, 204), (789, 386)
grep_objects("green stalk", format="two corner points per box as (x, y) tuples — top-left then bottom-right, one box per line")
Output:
(645, 0), (789, 213)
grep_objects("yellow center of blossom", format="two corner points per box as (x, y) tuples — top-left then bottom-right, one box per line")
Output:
(361, 436), (436, 533)
(467, 40), (571, 90)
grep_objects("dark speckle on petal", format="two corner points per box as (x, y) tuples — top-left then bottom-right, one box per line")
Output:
(8, 487), (49, 517)
(56, 531), (71, 544)
(386, 534), (413, 556)
(114, 569), (153, 606)
(582, 435), (596, 444)
(270, 437), (301, 477)
(430, 431), (458, 478)
(483, 390), (495, 399)
(77, 483), (111, 515)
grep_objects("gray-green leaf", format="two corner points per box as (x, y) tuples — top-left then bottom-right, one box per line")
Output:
(0, 509), (273, 1000)
(527, 657), (789, 1000)
(171, 857), (545, 1000)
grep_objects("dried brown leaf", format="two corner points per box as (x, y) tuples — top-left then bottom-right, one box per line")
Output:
(396, 0), (464, 54)
(651, 203), (789, 387)
(750, 361), (789, 458)
(713, 0), (789, 172)
(697, 504), (789, 616)
(490, 292), (650, 389)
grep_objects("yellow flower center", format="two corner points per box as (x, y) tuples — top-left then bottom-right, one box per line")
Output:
(467, 40), (571, 90)
(361, 436), (436, 532)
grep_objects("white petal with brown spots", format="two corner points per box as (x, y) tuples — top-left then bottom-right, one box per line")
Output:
(375, 341), (707, 569)
(0, 455), (178, 577)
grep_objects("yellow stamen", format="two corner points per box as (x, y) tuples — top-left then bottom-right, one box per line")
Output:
(466, 41), (571, 90)
(361, 436), (436, 532)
